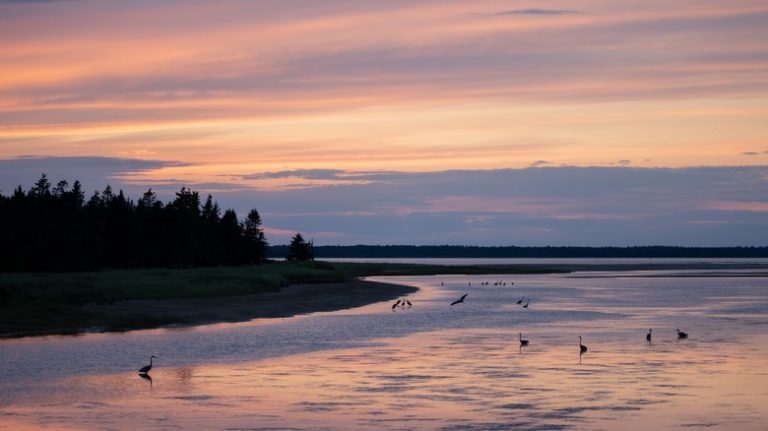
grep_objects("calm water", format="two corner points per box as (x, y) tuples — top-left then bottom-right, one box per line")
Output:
(2, 265), (768, 430)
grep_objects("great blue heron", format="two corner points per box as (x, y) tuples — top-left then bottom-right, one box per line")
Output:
(676, 329), (688, 339)
(519, 332), (529, 347)
(450, 293), (468, 306)
(579, 336), (588, 354)
(139, 355), (157, 374)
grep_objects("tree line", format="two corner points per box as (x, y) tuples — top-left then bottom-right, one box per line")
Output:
(267, 244), (768, 259)
(0, 175), (269, 272)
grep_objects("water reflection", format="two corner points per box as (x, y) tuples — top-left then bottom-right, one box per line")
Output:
(1, 271), (767, 430)
(138, 372), (152, 388)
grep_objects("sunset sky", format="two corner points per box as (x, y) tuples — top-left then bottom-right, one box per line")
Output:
(1, 0), (767, 245)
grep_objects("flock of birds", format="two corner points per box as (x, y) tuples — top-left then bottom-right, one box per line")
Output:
(137, 279), (692, 374)
(389, 280), (691, 360)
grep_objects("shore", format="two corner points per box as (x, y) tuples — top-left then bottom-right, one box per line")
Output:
(3, 260), (766, 338)
(0, 278), (417, 338)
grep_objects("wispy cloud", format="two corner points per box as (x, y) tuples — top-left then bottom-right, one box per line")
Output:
(242, 169), (347, 181)
(493, 8), (582, 16)
(208, 166), (768, 246)
(3, 164), (765, 246)
(0, 0), (74, 4)
(530, 160), (551, 167)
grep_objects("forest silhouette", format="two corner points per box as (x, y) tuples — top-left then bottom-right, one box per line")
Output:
(0, 175), (268, 272)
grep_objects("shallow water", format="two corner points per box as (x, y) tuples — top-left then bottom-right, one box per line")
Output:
(1, 269), (768, 430)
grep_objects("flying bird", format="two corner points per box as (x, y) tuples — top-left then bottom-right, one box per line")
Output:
(579, 336), (588, 354)
(450, 293), (468, 306)
(139, 355), (157, 374)
(519, 332), (529, 347)
(676, 329), (688, 339)
(646, 328), (652, 343)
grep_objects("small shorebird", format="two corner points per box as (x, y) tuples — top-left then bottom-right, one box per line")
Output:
(646, 328), (652, 343)
(450, 293), (468, 306)
(139, 355), (157, 374)
(405, 299), (412, 308)
(516, 297), (525, 305)
(676, 329), (688, 339)
(522, 299), (530, 308)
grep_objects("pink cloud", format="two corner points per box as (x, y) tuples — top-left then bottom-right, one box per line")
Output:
(702, 200), (768, 212)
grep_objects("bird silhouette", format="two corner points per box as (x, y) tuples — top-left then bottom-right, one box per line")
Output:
(516, 297), (525, 305)
(522, 299), (530, 308)
(676, 329), (688, 339)
(579, 336), (588, 354)
(519, 332), (529, 347)
(450, 293), (468, 306)
(391, 299), (401, 311)
(405, 299), (412, 308)
(139, 355), (157, 374)
(646, 328), (652, 343)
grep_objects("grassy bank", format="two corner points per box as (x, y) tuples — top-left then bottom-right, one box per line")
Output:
(0, 260), (568, 337)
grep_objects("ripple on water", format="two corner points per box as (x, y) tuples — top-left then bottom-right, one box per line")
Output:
(2, 271), (768, 430)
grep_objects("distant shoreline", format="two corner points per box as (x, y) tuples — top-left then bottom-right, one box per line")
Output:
(268, 245), (768, 259)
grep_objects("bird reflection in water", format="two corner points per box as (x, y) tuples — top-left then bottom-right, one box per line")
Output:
(138, 372), (153, 388)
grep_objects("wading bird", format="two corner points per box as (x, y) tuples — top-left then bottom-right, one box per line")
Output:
(516, 297), (525, 305)
(450, 293), (468, 306)
(139, 355), (157, 374)
(392, 299), (401, 311)
(646, 328), (652, 343)
(676, 329), (688, 339)
(579, 336), (588, 354)
(519, 332), (529, 347)
(405, 299), (412, 308)
(522, 299), (530, 308)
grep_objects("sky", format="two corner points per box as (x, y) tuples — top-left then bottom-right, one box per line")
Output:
(1, 0), (767, 246)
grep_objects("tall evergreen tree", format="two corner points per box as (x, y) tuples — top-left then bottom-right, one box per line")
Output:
(286, 233), (313, 261)
(243, 208), (268, 264)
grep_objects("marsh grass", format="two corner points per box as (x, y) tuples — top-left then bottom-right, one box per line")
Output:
(0, 260), (565, 337)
